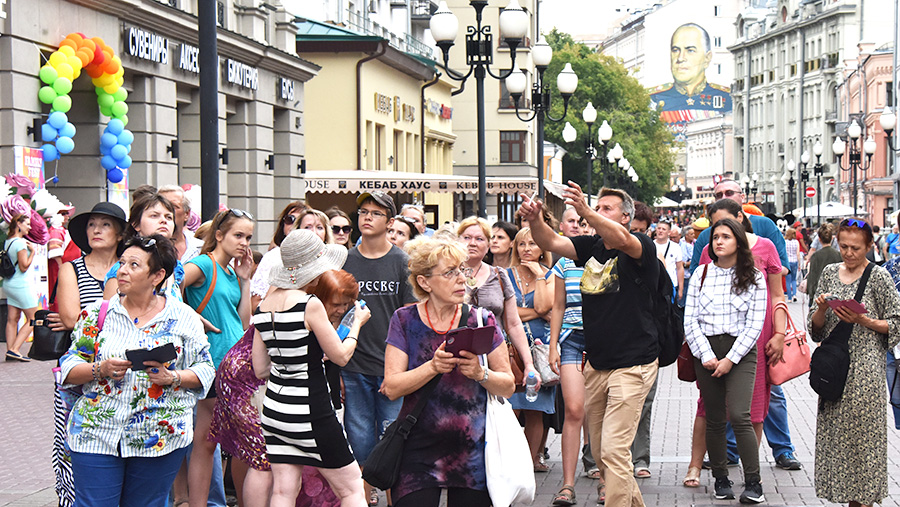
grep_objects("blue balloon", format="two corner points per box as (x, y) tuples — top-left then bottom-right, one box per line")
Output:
(119, 155), (132, 169)
(48, 111), (67, 130)
(100, 133), (118, 149)
(110, 144), (128, 161)
(106, 119), (124, 136)
(56, 136), (75, 154)
(117, 130), (134, 146)
(42, 144), (59, 161)
(107, 168), (124, 183)
(41, 124), (58, 142)
(51, 176), (59, 184)
(100, 155), (117, 171)
(59, 122), (76, 139)
(100, 144), (111, 156)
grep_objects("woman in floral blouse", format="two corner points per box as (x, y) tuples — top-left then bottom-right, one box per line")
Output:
(60, 234), (215, 506)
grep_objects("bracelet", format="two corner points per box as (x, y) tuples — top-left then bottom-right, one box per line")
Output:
(345, 336), (358, 342)
(171, 370), (182, 388)
(92, 361), (102, 381)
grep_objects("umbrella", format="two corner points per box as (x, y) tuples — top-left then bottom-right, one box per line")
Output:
(653, 196), (680, 208)
(791, 201), (865, 218)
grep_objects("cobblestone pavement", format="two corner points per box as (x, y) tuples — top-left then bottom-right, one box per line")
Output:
(3, 300), (900, 506)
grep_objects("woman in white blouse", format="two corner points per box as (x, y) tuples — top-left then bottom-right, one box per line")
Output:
(684, 218), (768, 503)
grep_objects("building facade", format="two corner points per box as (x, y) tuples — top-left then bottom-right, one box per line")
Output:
(0, 0), (319, 247)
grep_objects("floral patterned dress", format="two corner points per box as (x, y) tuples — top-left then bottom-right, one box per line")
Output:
(60, 296), (215, 457)
(808, 263), (900, 504)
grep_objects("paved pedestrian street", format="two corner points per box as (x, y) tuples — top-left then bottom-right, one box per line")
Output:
(3, 301), (900, 506)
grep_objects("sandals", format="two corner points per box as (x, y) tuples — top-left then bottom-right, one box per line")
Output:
(584, 467), (601, 479)
(683, 466), (701, 488)
(634, 467), (651, 478)
(552, 484), (577, 506)
(596, 483), (606, 505)
(533, 461), (550, 472)
(368, 488), (379, 506)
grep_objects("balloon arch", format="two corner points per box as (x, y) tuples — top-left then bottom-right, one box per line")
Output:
(37, 33), (133, 184)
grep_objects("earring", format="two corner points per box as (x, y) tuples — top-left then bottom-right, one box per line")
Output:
(152, 289), (157, 296)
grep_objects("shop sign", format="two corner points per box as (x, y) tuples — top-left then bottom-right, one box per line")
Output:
(224, 58), (259, 91)
(375, 93), (392, 114)
(278, 77), (295, 101)
(177, 43), (200, 74)
(425, 98), (453, 120)
(124, 26), (169, 65)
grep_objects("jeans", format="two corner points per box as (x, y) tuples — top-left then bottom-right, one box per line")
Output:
(559, 330), (585, 365)
(726, 384), (795, 462)
(887, 351), (900, 430)
(71, 447), (188, 507)
(342, 371), (403, 465)
(678, 276), (689, 307)
(786, 262), (798, 299)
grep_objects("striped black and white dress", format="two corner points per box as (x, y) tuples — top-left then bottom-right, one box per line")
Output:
(253, 294), (355, 468)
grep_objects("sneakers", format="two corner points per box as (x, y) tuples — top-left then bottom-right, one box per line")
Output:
(739, 480), (765, 504)
(775, 452), (803, 470)
(714, 476), (735, 500)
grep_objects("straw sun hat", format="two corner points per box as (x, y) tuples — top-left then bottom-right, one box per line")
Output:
(269, 229), (348, 290)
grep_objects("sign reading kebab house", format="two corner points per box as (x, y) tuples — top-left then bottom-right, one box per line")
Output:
(302, 176), (537, 194)
(649, 22), (732, 141)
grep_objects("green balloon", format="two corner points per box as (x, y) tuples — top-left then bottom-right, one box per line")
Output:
(95, 86), (105, 96)
(113, 88), (128, 102)
(100, 105), (112, 118)
(39, 65), (58, 85)
(98, 93), (114, 108)
(120, 114), (128, 126)
(111, 101), (129, 118)
(38, 86), (58, 104)
(52, 77), (72, 96)
(52, 95), (72, 113)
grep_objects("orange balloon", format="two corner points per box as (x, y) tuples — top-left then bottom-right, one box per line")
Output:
(86, 65), (104, 79)
(66, 33), (84, 45)
(81, 39), (96, 53)
(104, 60), (119, 75)
(75, 50), (92, 67)
(91, 37), (106, 50)
(59, 39), (77, 52)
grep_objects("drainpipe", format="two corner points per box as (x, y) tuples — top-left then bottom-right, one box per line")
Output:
(357, 42), (387, 170)
(798, 29), (806, 214)
(421, 71), (441, 173)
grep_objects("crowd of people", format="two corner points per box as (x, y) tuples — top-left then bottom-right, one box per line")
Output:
(6, 177), (900, 507)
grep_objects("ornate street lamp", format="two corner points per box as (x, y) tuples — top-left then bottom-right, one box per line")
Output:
(783, 159), (796, 213)
(430, 0), (531, 217)
(561, 104), (611, 205)
(833, 119), (876, 213)
(810, 140), (824, 225)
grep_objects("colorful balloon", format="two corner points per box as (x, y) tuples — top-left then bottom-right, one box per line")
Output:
(110, 101), (128, 118)
(55, 62), (74, 80)
(98, 93), (114, 108)
(100, 132), (118, 148)
(100, 155), (117, 170)
(107, 168), (124, 183)
(116, 130), (134, 146)
(106, 119), (124, 136)
(52, 95), (72, 113)
(59, 122), (76, 139)
(52, 77), (72, 95)
(42, 144), (59, 161)
(38, 86), (57, 104)
(41, 124), (58, 143)
(118, 155), (132, 169)
(110, 144), (127, 161)
(113, 88), (128, 102)
(48, 111), (67, 130)
(56, 136), (75, 154)
(48, 52), (67, 68)
(39, 65), (58, 85)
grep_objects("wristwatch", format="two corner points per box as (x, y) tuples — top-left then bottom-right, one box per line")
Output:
(477, 368), (489, 384)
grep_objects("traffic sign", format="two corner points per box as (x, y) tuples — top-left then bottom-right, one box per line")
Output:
(805, 187), (816, 198)
(827, 178), (835, 186)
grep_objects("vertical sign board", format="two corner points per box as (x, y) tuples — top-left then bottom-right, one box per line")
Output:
(107, 168), (130, 217)
(12, 147), (49, 309)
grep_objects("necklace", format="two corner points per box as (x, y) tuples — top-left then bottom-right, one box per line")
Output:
(514, 266), (536, 290)
(124, 295), (160, 325)
(424, 301), (460, 335)
(465, 262), (484, 288)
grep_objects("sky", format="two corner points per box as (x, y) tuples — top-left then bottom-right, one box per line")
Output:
(536, 0), (643, 37)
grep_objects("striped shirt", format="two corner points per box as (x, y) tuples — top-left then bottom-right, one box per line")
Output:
(683, 264), (767, 365)
(71, 257), (104, 308)
(785, 239), (800, 263)
(60, 295), (215, 458)
(548, 257), (583, 340)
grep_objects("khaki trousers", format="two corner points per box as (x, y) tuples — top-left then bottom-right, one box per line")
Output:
(584, 360), (658, 507)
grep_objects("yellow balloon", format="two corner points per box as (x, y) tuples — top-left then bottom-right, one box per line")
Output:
(95, 74), (113, 86)
(58, 45), (75, 57)
(103, 83), (119, 95)
(55, 62), (74, 80)
(115, 67), (124, 78)
(48, 52), (67, 68)
(67, 54), (83, 71)
(72, 66), (81, 80)
(115, 76), (123, 86)
(112, 55), (122, 66)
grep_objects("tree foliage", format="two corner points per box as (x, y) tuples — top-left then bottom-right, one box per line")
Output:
(542, 29), (674, 204)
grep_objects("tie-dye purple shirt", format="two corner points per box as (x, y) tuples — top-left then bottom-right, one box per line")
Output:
(385, 304), (505, 500)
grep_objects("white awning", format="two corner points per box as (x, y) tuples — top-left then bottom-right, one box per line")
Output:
(301, 171), (558, 197)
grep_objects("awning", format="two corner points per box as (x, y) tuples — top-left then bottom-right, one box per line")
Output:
(301, 170), (561, 197)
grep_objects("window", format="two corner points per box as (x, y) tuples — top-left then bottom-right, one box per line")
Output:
(717, 64), (722, 74)
(217, 1), (226, 28)
(500, 131), (526, 163)
(714, 36), (722, 47)
(714, 5), (719, 16)
(887, 81), (893, 107)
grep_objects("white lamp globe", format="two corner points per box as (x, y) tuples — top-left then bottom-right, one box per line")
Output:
(499, 0), (528, 40)
(562, 122), (577, 144)
(557, 63), (578, 95)
(429, 2), (458, 43)
(598, 120), (613, 142)
(864, 135), (877, 155)
(505, 65), (527, 95)
(832, 137), (845, 156)
(848, 120), (862, 140)
(582, 102), (597, 124)
(533, 37), (553, 67)
(880, 106), (897, 132)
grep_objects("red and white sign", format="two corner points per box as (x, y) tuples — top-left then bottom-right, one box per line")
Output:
(805, 187), (816, 198)
(827, 178), (836, 186)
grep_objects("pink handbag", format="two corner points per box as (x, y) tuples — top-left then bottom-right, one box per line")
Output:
(768, 301), (811, 385)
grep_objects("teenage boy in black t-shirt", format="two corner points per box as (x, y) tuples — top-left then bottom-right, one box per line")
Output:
(520, 184), (659, 507)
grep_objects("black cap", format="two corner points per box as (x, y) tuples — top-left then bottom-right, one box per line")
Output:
(68, 202), (127, 254)
(357, 191), (397, 217)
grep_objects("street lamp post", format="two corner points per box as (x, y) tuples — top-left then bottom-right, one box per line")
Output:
(751, 172), (759, 201)
(606, 142), (624, 187)
(812, 140), (824, 225)
(833, 119), (876, 213)
(430, 0), (530, 218)
(505, 38), (577, 201)
(783, 159), (796, 213)
(562, 105), (611, 205)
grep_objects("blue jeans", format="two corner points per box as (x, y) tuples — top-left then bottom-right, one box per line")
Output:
(342, 371), (403, 465)
(71, 446), (188, 507)
(786, 262), (798, 299)
(887, 351), (900, 429)
(726, 385), (794, 461)
(678, 277), (689, 307)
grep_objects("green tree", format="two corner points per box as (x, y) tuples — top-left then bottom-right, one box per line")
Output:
(542, 29), (674, 204)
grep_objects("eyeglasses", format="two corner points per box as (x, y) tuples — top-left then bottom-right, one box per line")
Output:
(714, 189), (741, 200)
(229, 208), (254, 221)
(332, 225), (353, 234)
(422, 265), (466, 279)
(283, 215), (297, 225)
(358, 209), (387, 219)
(125, 236), (157, 249)
(841, 218), (869, 229)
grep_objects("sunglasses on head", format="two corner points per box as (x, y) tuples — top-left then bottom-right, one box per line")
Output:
(229, 208), (254, 221)
(841, 218), (869, 229)
(332, 225), (352, 234)
(714, 189), (741, 200)
(125, 236), (157, 249)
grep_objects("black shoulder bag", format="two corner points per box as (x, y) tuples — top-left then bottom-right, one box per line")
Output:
(362, 304), (471, 490)
(808, 263), (874, 402)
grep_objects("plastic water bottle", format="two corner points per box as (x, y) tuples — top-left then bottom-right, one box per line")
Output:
(337, 300), (366, 340)
(525, 372), (539, 402)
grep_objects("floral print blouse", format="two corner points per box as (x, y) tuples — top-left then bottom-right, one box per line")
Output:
(60, 295), (215, 458)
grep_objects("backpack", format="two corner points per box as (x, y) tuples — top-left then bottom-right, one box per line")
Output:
(637, 258), (684, 367)
(0, 238), (20, 279)
(808, 263), (873, 401)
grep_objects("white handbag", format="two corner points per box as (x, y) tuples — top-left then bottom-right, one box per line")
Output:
(477, 308), (535, 506)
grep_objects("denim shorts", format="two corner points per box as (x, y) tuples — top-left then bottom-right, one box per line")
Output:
(341, 370), (403, 465)
(560, 330), (586, 366)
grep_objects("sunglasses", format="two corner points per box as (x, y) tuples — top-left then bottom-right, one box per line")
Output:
(283, 215), (297, 225)
(229, 208), (254, 221)
(332, 225), (352, 234)
(841, 218), (869, 229)
(713, 189), (741, 200)
(125, 236), (157, 249)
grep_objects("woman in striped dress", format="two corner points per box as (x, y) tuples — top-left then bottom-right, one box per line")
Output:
(251, 230), (370, 507)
